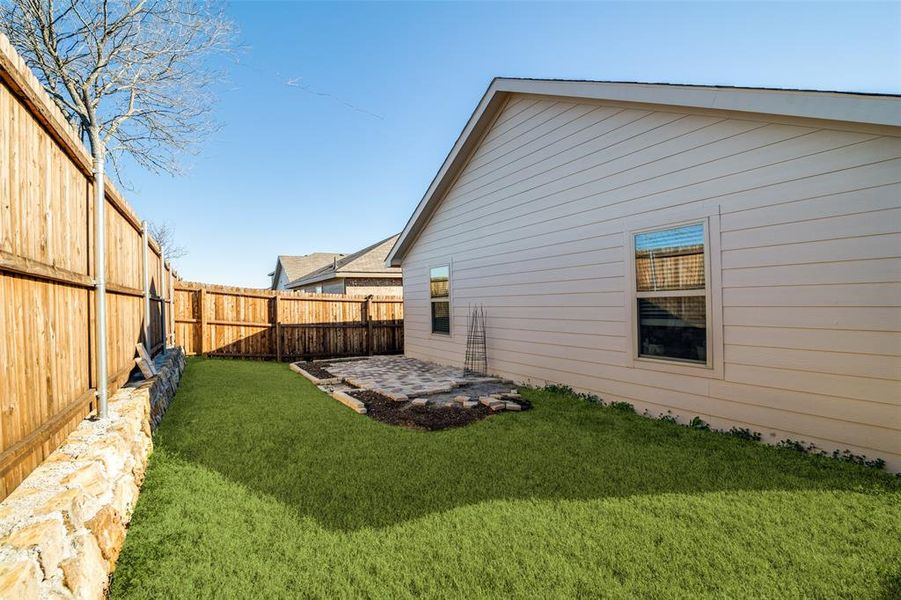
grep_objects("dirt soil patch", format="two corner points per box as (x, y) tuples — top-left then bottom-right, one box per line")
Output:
(349, 390), (494, 431)
(294, 362), (336, 380)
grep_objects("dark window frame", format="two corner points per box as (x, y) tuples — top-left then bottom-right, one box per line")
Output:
(429, 265), (451, 335)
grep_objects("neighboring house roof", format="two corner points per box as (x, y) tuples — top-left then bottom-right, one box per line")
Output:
(272, 253), (345, 287)
(386, 78), (901, 266)
(288, 234), (402, 288)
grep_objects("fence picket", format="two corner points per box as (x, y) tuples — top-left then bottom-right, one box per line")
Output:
(174, 283), (403, 360)
(0, 35), (174, 498)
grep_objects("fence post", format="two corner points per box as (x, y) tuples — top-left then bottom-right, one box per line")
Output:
(141, 221), (151, 351)
(198, 287), (207, 356)
(364, 296), (373, 356)
(274, 295), (282, 362)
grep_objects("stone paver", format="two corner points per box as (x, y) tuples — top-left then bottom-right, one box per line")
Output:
(322, 355), (499, 398)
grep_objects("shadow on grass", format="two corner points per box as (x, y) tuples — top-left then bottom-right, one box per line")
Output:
(155, 358), (899, 533)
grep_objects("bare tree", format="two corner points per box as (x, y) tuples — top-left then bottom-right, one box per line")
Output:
(148, 220), (187, 262)
(1, 0), (234, 176)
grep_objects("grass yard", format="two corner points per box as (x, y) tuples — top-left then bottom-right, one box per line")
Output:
(110, 358), (901, 599)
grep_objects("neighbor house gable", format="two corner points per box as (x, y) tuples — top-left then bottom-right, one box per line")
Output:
(288, 234), (401, 289)
(270, 253), (344, 290)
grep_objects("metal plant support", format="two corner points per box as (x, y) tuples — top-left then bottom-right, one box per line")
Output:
(464, 305), (487, 377)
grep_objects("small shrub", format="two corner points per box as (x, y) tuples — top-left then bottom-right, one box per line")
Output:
(688, 417), (710, 430)
(728, 427), (762, 442)
(778, 438), (815, 453)
(541, 384), (606, 406)
(832, 449), (886, 470)
(658, 411), (678, 424)
(543, 383), (574, 396)
(609, 401), (634, 413)
(577, 392), (603, 406)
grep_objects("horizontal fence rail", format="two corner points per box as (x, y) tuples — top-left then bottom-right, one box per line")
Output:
(174, 283), (404, 360)
(0, 34), (175, 498)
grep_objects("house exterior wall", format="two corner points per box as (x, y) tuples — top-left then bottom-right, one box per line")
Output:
(297, 278), (403, 297)
(297, 278), (345, 295)
(345, 277), (404, 297)
(400, 93), (901, 469)
(273, 269), (291, 290)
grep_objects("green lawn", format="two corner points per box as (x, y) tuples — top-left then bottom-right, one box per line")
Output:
(110, 358), (901, 599)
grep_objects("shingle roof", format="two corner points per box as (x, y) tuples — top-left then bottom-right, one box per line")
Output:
(288, 234), (401, 288)
(276, 252), (345, 284)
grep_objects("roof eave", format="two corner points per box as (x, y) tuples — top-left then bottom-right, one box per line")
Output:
(386, 78), (901, 266)
(495, 78), (901, 128)
(387, 80), (511, 267)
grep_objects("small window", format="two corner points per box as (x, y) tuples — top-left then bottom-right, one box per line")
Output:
(430, 265), (450, 334)
(633, 222), (707, 364)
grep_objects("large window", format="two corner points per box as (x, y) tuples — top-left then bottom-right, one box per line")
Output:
(633, 222), (707, 364)
(430, 265), (450, 334)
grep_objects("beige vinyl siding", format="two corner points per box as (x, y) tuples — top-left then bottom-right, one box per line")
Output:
(401, 93), (901, 469)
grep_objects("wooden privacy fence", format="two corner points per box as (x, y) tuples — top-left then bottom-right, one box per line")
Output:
(0, 35), (175, 498)
(174, 283), (404, 360)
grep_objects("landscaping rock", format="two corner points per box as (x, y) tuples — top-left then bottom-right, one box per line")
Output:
(479, 396), (494, 407)
(4, 516), (68, 575)
(32, 488), (92, 531)
(86, 506), (125, 563)
(0, 548), (42, 600)
(504, 402), (523, 411)
(60, 462), (108, 498)
(453, 395), (469, 403)
(462, 401), (478, 409)
(60, 531), (107, 600)
(489, 401), (506, 411)
(0, 348), (184, 600)
(411, 398), (429, 407)
(330, 390), (368, 414)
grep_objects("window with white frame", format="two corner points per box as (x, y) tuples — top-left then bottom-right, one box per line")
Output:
(430, 265), (450, 334)
(633, 222), (708, 364)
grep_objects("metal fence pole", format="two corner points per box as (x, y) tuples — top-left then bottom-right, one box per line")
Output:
(160, 250), (167, 352)
(142, 221), (150, 351)
(169, 266), (175, 347)
(94, 156), (108, 418)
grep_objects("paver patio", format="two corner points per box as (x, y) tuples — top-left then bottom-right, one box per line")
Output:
(319, 355), (507, 399)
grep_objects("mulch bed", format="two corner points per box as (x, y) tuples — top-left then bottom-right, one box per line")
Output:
(294, 362), (337, 380)
(348, 390), (495, 431)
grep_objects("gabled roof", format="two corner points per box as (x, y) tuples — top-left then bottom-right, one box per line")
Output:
(386, 78), (901, 266)
(273, 252), (345, 287)
(288, 234), (401, 288)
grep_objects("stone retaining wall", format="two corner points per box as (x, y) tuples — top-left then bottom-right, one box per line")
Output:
(148, 349), (186, 431)
(0, 349), (185, 599)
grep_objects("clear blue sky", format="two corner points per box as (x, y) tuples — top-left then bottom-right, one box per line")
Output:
(120, 1), (901, 287)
